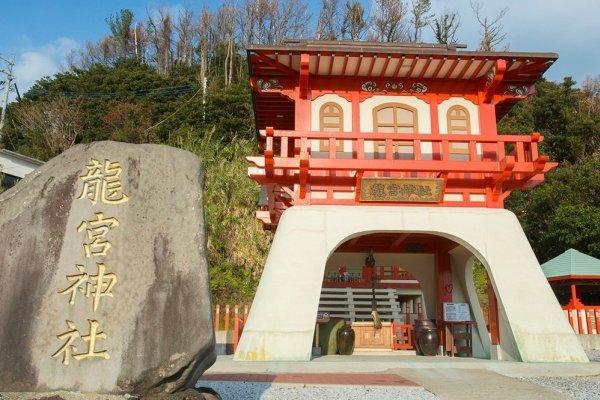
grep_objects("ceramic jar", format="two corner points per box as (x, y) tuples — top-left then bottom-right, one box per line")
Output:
(414, 319), (439, 356)
(337, 323), (355, 355)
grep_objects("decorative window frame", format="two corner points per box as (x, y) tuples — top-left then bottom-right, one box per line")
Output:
(318, 102), (345, 152)
(372, 102), (418, 158)
(447, 105), (471, 155)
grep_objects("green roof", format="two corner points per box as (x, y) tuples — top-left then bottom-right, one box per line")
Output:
(541, 249), (600, 279)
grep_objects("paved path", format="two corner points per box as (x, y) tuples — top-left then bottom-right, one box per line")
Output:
(398, 368), (569, 400)
(202, 355), (600, 399)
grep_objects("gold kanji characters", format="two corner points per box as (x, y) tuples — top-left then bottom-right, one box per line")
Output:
(73, 320), (109, 361)
(51, 320), (79, 366)
(53, 157), (128, 366)
(52, 319), (109, 365)
(77, 212), (119, 258)
(58, 263), (117, 311)
(78, 159), (129, 205)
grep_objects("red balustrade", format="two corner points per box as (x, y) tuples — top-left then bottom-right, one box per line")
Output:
(250, 129), (552, 178)
(563, 305), (600, 335)
(214, 303), (250, 352)
(249, 128), (557, 227)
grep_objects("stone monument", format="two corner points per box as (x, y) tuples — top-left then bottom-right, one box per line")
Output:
(0, 141), (216, 397)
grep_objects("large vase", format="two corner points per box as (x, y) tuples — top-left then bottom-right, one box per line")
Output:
(337, 324), (355, 355)
(414, 320), (439, 356)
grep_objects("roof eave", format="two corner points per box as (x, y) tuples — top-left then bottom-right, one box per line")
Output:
(247, 44), (558, 62)
(0, 149), (44, 166)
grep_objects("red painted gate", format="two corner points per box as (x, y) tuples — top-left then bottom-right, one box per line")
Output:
(391, 323), (413, 350)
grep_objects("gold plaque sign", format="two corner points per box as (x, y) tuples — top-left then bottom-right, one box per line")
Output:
(359, 177), (444, 203)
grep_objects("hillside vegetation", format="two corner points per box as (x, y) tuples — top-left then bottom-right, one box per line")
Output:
(1, 5), (599, 303)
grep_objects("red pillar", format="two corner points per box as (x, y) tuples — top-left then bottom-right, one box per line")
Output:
(429, 94), (440, 162)
(436, 251), (452, 347)
(294, 53), (311, 156)
(478, 102), (498, 160)
(488, 281), (500, 345)
(570, 283), (578, 306)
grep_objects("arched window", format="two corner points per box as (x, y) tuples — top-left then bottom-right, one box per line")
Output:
(319, 102), (344, 152)
(447, 105), (471, 134)
(373, 103), (418, 159)
(447, 105), (471, 159)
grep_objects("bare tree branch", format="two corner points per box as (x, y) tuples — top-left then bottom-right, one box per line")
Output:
(431, 9), (460, 45)
(409, 0), (433, 42)
(316, 0), (341, 40)
(13, 97), (83, 157)
(369, 0), (410, 42)
(341, 0), (367, 40)
(174, 6), (196, 67)
(471, 1), (508, 51)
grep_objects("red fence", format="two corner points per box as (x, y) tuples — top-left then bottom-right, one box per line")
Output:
(214, 304), (250, 352)
(563, 306), (600, 334)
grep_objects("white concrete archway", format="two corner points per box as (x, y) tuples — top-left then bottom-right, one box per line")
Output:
(234, 206), (587, 362)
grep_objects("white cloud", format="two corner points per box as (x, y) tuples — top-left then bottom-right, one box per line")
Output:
(10, 37), (80, 101)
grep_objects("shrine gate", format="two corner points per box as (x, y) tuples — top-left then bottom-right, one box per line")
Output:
(234, 40), (587, 362)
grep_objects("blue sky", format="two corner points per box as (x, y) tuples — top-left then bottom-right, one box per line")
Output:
(0, 0), (598, 99)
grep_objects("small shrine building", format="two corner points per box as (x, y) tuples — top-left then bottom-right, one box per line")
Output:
(235, 40), (587, 362)
(542, 249), (600, 336)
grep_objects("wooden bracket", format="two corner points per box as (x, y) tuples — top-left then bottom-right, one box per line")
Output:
(354, 171), (364, 202)
(264, 126), (275, 177)
(299, 53), (310, 99)
(298, 137), (309, 199)
(253, 52), (296, 75)
(492, 155), (515, 201)
(484, 59), (507, 103)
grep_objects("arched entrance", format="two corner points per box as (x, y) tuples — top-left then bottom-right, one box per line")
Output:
(316, 232), (498, 358)
(234, 206), (586, 362)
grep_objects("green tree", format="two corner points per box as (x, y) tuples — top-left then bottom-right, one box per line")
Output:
(500, 77), (600, 263)
(0, 48), (261, 304)
(499, 78), (600, 163)
(170, 130), (271, 303)
(506, 155), (600, 262)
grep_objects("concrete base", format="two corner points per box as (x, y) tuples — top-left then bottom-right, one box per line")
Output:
(577, 334), (600, 350)
(234, 206), (587, 362)
(215, 330), (234, 355)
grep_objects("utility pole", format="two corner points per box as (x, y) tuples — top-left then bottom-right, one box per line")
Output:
(0, 55), (16, 143)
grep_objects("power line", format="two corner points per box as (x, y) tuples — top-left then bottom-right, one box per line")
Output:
(26, 84), (198, 99)
(145, 86), (203, 132)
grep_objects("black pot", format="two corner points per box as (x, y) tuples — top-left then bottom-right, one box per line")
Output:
(413, 319), (439, 356)
(417, 328), (439, 356)
(414, 319), (437, 331)
(337, 324), (355, 355)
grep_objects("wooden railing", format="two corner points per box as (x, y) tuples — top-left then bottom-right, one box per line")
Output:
(323, 266), (419, 289)
(252, 128), (550, 174)
(214, 304), (250, 351)
(248, 128), (557, 226)
(563, 305), (600, 334)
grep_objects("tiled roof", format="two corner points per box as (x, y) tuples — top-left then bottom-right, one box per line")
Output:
(541, 249), (600, 279)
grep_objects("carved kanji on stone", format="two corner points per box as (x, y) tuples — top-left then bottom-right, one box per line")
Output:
(58, 263), (117, 311)
(78, 159), (129, 205)
(52, 319), (109, 365)
(77, 212), (119, 258)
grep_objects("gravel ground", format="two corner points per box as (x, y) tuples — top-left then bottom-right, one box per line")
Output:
(586, 350), (600, 362)
(198, 381), (439, 400)
(520, 376), (600, 400)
